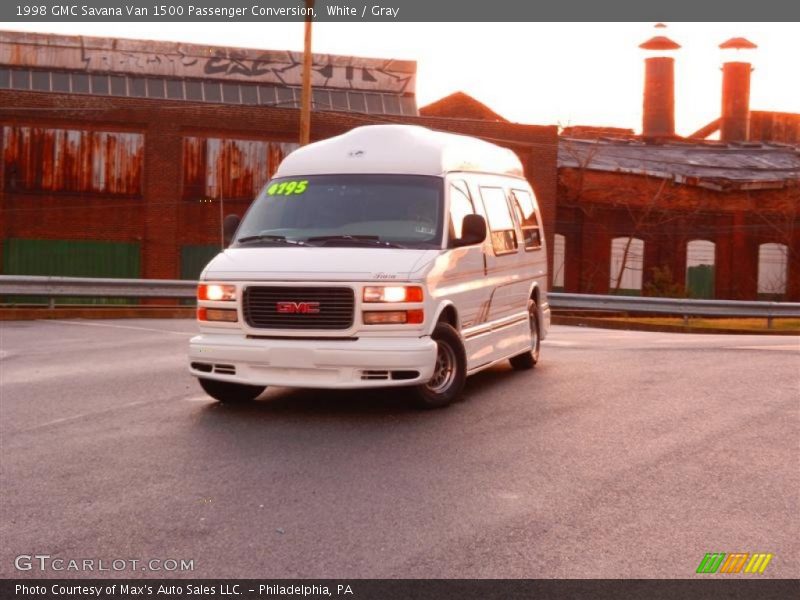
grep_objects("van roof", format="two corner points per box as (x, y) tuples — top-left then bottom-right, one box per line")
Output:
(274, 124), (525, 178)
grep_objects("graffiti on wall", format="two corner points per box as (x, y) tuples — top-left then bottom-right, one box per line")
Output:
(0, 31), (416, 94)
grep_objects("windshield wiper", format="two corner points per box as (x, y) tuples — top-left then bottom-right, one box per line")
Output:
(306, 235), (406, 249)
(236, 234), (309, 246)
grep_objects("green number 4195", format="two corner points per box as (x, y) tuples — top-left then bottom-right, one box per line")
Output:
(267, 180), (308, 196)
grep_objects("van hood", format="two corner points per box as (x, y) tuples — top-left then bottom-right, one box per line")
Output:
(201, 247), (441, 282)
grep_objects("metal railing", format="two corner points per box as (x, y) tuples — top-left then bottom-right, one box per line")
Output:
(2, 275), (800, 322)
(548, 292), (800, 319)
(0, 275), (196, 308)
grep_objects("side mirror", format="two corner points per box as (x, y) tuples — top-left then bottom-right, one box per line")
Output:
(453, 214), (487, 247)
(223, 214), (241, 246)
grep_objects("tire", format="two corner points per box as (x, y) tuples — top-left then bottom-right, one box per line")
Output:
(509, 300), (540, 370)
(199, 377), (266, 404)
(412, 322), (467, 409)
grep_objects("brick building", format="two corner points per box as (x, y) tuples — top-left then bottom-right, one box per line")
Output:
(0, 31), (558, 287)
(554, 34), (799, 301)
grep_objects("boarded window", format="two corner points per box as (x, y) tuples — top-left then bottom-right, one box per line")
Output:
(182, 136), (298, 201)
(686, 240), (716, 299)
(181, 244), (221, 281)
(2, 126), (143, 195)
(757, 243), (789, 298)
(610, 237), (644, 295)
(2, 238), (141, 305)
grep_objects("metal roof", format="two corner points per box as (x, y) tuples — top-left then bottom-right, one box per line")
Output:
(558, 138), (800, 191)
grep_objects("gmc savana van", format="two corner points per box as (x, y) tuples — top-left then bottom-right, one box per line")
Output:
(189, 125), (550, 408)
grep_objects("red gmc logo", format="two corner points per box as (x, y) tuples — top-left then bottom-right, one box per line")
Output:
(276, 301), (320, 314)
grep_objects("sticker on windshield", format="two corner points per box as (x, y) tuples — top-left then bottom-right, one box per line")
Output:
(267, 180), (308, 196)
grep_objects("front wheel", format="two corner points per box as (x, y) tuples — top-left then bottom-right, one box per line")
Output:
(509, 300), (540, 370)
(199, 378), (266, 404)
(412, 322), (467, 409)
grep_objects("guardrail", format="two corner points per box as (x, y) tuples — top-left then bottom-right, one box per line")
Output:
(2, 275), (800, 324)
(547, 292), (800, 319)
(0, 275), (196, 307)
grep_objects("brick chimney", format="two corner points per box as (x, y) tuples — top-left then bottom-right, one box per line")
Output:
(719, 37), (757, 142)
(639, 34), (681, 140)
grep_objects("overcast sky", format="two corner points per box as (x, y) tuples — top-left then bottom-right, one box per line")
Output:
(4, 22), (798, 134)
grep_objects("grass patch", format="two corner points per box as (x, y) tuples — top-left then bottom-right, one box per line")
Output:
(606, 317), (800, 332)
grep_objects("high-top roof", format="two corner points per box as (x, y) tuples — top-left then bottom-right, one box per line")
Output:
(275, 125), (525, 178)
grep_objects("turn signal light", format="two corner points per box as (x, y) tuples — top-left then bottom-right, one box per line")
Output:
(363, 286), (423, 303)
(363, 309), (424, 325)
(197, 307), (238, 322)
(198, 283), (236, 301)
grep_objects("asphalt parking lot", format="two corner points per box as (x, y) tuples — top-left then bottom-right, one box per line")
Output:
(1, 319), (798, 578)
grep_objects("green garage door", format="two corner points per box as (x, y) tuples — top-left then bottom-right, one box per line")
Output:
(180, 244), (220, 305)
(686, 264), (715, 299)
(180, 245), (220, 280)
(2, 238), (141, 304)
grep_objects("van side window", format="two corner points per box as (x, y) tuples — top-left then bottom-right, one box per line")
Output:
(511, 189), (542, 251)
(448, 182), (475, 241)
(480, 186), (518, 255)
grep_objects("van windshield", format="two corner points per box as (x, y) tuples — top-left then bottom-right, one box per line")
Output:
(233, 174), (444, 249)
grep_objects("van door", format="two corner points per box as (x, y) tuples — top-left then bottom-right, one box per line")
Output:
(510, 186), (549, 302)
(477, 184), (529, 323)
(431, 179), (488, 332)
(459, 182), (531, 367)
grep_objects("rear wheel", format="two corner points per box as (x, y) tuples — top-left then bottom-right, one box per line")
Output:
(412, 322), (466, 409)
(509, 300), (540, 370)
(199, 378), (266, 404)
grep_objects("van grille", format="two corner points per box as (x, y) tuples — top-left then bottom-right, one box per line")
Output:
(243, 286), (355, 330)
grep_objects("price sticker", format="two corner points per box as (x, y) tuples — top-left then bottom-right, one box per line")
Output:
(267, 180), (309, 196)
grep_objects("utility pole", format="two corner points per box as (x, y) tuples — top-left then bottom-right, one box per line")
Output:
(299, 0), (315, 146)
(219, 194), (225, 250)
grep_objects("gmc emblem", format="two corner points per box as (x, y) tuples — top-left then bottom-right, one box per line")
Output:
(276, 301), (320, 314)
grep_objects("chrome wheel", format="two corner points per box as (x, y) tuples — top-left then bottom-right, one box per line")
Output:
(529, 302), (540, 361)
(412, 322), (466, 409)
(426, 340), (457, 393)
(509, 300), (540, 370)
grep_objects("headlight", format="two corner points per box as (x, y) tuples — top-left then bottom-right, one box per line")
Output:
(198, 283), (236, 301)
(363, 286), (423, 303)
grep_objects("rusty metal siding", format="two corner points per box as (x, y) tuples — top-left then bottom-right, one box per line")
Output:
(2, 126), (143, 195)
(182, 136), (297, 200)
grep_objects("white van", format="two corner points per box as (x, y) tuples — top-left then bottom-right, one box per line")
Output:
(189, 125), (550, 408)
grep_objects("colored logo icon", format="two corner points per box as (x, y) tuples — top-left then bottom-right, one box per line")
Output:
(696, 553), (773, 574)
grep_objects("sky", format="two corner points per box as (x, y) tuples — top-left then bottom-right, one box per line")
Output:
(4, 22), (798, 135)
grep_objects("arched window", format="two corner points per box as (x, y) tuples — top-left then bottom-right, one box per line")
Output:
(610, 237), (644, 295)
(553, 233), (566, 290)
(758, 243), (788, 298)
(686, 240), (716, 298)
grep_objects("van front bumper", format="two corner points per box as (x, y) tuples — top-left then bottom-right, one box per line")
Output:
(188, 333), (437, 389)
